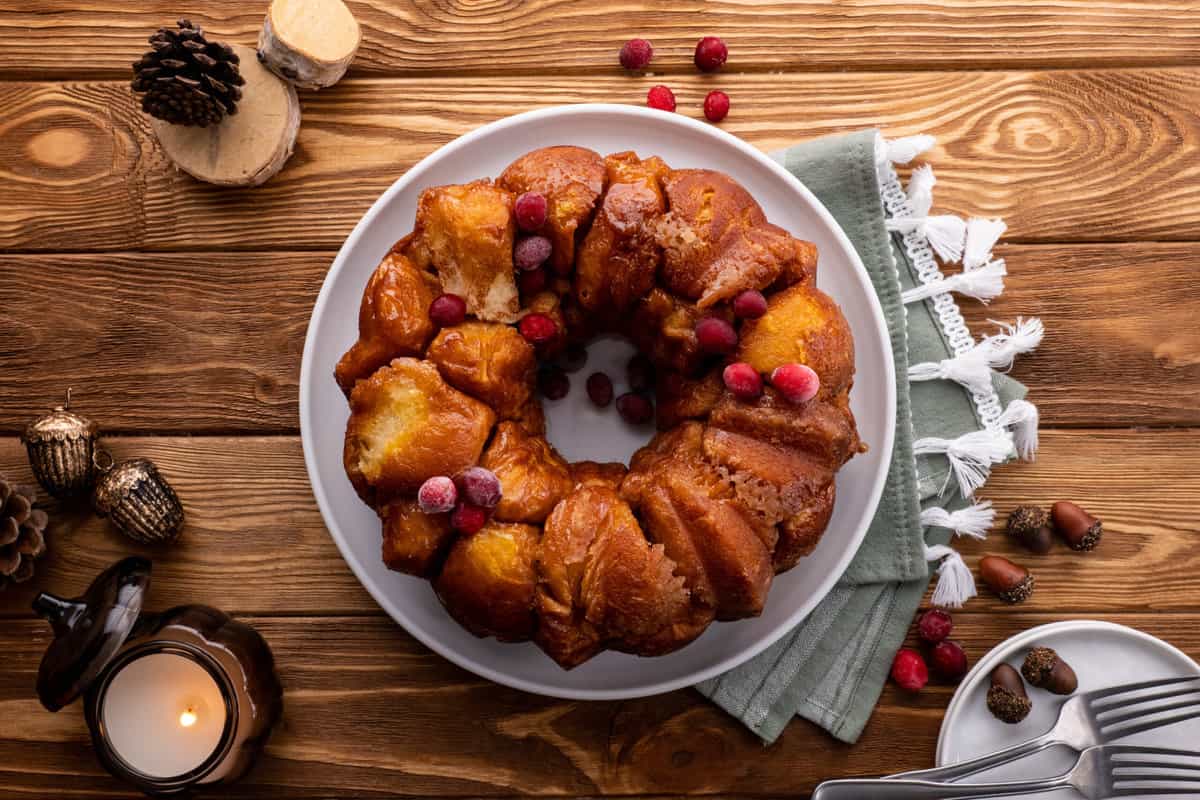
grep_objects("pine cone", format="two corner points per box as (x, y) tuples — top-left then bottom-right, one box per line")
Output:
(0, 474), (48, 590)
(131, 19), (246, 127)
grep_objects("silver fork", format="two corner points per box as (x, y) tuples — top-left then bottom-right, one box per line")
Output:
(814, 745), (1200, 799)
(891, 676), (1200, 783)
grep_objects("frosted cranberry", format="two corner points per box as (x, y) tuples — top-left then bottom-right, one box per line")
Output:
(429, 293), (467, 328)
(693, 36), (728, 72)
(455, 466), (502, 509)
(891, 648), (928, 692)
(695, 316), (737, 355)
(932, 640), (970, 682)
(585, 372), (614, 407)
(616, 392), (653, 424)
(646, 84), (676, 112)
(416, 476), (457, 514)
(626, 353), (655, 393)
(450, 501), (487, 535)
(518, 266), (547, 295)
(538, 367), (570, 400)
(703, 90), (730, 122)
(770, 363), (820, 404)
(619, 38), (653, 70)
(518, 312), (558, 346)
(722, 362), (763, 400)
(732, 289), (767, 319)
(514, 235), (552, 270)
(515, 192), (547, 232)
(917, 609), (954, 644)
(562, 343), (588, 372)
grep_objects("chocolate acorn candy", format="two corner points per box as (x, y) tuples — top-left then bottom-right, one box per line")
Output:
(980, 555), (1035, 604)
(1022, 646), (1078, 695)
(1052, 501), (1102, 551)
(92, 454), (185, 545)
(1007, 505), (1054, 554)
(20, 390), (100, 499)
(987, 663), (1031, 723)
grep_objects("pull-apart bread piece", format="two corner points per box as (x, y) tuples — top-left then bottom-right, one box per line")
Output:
(499, 145), (606, 274)
(379, 499), (454, 577)
(425, 321), (536, 420)
(401, 179), (520, 322)
(335, 252), (440, 395)
(435, 521), (541, 642)
(480, 421), (574, 524)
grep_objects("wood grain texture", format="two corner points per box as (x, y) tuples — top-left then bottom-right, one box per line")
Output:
(1, 611), (1198, 798)
(3, 69), (1199, 253)
(0, 429), (1195, 618)
(0, 245), (1194, 434)
(3, 1), (1200, 80)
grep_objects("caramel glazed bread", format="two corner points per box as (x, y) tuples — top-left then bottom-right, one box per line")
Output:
(337, 145), (865, 669)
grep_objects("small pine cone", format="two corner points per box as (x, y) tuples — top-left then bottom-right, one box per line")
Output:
(131, 19), (246, 127)
(0, 475), (49, 590)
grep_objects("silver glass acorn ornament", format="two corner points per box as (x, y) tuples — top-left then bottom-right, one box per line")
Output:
(92, 453), (185, 545)
(21, 389), (100, 499)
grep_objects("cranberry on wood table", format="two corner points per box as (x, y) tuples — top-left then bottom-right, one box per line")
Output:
(2, 3), (1200, 798)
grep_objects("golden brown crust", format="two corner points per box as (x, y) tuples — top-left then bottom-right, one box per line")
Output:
(775, 481), (836, 571)
(568, 460), (628, 490)
(435, 521), (540, 642)
(655, 369), (725, 429)
(380, 499), (454, 577)
(426, 321), (536, 420)
(481, 422), (574, 524)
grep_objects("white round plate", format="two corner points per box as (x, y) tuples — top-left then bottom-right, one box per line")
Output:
(938, 620), (1200, 788)
(299, 104), (896, 699)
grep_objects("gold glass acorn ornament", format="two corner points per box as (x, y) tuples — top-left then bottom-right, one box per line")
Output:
(92, 453), (185, 545)
(21, 390), (100, 499)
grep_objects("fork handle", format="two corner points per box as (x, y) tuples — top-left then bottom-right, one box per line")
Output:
(887, 731), (1059, 783)
(813, 775), (1067, 800)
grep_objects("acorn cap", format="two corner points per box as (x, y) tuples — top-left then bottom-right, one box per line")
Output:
(21, 405), (98, 445)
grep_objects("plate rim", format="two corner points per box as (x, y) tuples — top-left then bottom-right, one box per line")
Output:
(299, 103), (896, 699)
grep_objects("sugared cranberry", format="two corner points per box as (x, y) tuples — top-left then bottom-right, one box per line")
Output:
(514, 235), (552, 271)
(626, 353), (655, 393)
(518, 266), (548, 295)
(519, 312), (558, 346)
(770, 363), (820, 404)
(586, 372), (614, 407)
(732, 289), (767, 319)
(515, 192), (547, 232)
(931, 640), (970, 682)
(619, 38), (654, 70)
(693, 36), (728, 72)
(891, 648), (929, 692)
(722, 362), (763, 400)
(703, 90), (730, 122)
(538, 367), (570, 400)
(417, 476), (457, 514)
(616, 392), (654, 425)
(562, 343), (588, 373)
(455, 466), (502, 509)
(429, 293), (467, 328)
(695, 316), (737, 355)
(647, 84), (676, 112)
(450, 501), (487, 535)
(917, 609), (954, 644)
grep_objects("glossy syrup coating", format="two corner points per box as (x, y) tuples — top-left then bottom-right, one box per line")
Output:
(426, 321), (536, 420)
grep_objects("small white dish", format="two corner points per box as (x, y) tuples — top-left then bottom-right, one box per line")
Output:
(299, 104), (896, 699)
(938, 620), (1200, 790)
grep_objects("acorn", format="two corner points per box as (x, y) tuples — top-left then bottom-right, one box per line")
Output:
(986, 663), (1031, 724)
(980, 555), (1035, 604)
(1007, 505), (1054, 554)
(1051, 501), (1102, 551)
(1021, 646), (1078, 695)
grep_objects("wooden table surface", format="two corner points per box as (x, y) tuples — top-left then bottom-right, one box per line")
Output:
(2, 2), (1200, 797)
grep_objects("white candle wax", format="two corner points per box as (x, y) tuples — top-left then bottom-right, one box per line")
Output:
(101, 652), (227, 778)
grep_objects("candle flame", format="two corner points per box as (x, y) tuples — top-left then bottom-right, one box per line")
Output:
(179, 708), (198, 728)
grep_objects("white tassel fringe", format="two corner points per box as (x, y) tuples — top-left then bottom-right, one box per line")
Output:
(884, 134), (936, 166)
(901, 259), (1007, 305)
(964, 218), (1007, 270)
(914, 429), (1014, 497)
(998, 398), (1039, 461)
(982, 317), (1045, 370)
(884, 166), (967, 263)
(924, 543), (977, 608)
(908, 344), (995, 397)
(920, 501), (996, 540)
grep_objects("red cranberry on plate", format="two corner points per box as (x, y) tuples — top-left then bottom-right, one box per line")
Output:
(515, 191), (548, 232)
(616, 392), (653, 424)
(586, 372), (614, 407)
(429, 293), (467, 328)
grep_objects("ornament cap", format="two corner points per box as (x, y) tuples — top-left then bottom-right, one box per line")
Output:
(34, 557), (151, 711)
(21, 390), (98, 445)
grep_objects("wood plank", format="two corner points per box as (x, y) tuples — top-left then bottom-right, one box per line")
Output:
(2, 70), (1199, 252)
(3, 2), (1200, 80)
(0, 245), (1194, 434)
(0, 429), (1196, 618)
(1, 611), (1198, 797)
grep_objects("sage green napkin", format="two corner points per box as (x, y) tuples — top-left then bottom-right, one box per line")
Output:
(695, 130), (1027, 744)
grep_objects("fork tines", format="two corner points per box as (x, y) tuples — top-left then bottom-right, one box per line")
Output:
(1104, 745), (1200, 797)
(1091, 677), (1200, 739)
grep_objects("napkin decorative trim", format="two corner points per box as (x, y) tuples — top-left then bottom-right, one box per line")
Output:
(876, 133), (1044, 607)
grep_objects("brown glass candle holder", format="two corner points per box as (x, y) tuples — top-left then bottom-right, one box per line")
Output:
(33, 558), (283, 796)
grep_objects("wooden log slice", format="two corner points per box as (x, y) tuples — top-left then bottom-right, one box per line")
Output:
(150, 44), (301, 188)
(257, 0), (361, 90)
